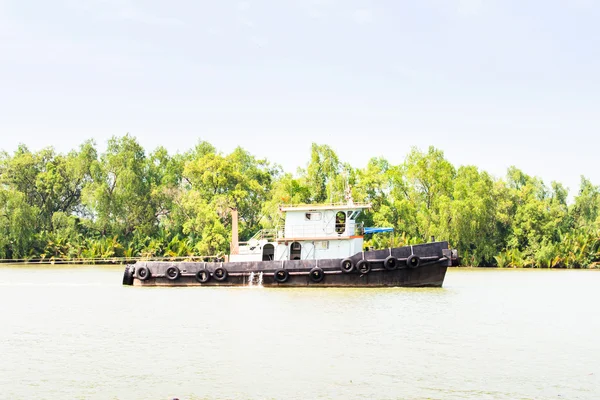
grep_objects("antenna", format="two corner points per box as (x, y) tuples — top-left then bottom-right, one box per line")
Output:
(343, 169), (354, 205)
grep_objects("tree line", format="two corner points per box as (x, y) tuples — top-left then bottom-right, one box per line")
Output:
(1, 135), (599, 267)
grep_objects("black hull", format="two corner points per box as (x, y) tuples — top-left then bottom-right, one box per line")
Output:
(124, 241), (452, 288)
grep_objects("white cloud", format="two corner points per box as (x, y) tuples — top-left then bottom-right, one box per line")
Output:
(566, 0), (598, 9)
(352, 8), (373, 25)
(457, 0), (484, 16)
(304, 0), (335, 19)
(67, 0), (185, 27)
(237, 1), (251, 12)
(116, 7), (185, 27)
(307, 8), (327, 19)
(236, 1), (255, 28)
(249, 35), (268, 48)
(238, 16), (255, 28)
(206, 27), (221, 36)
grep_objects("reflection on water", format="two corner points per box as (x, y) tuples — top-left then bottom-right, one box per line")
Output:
(0, 266), (599, 400)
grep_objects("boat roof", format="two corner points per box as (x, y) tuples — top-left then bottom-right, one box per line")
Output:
(279, 202), (371, 212)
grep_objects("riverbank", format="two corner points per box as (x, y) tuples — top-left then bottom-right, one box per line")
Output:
(2, 258), (598, 269)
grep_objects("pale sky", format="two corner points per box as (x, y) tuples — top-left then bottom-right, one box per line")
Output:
(1, 0), (598, 197)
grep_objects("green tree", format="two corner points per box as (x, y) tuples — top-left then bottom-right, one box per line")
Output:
(82, 134), (155, 238)
(402, 146), (456, 241)
(571, 176), (600, 228)
(0, 142), (96, 229)
(0, 188), (38, 259)
(177, 144), (276, 253)
(304, 143), (342, 203)
(446, 166), (498, 265)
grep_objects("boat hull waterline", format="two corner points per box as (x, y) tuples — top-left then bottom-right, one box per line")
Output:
(123, 241), (452, 288)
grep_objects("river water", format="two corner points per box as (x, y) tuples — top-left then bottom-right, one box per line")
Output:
(0, 266), (598, 400)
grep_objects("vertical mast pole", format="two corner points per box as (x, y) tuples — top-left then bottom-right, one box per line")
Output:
(230, 208), (239, 255)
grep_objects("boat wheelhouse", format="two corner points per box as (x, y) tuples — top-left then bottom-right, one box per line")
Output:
(229, 202), (371, 263)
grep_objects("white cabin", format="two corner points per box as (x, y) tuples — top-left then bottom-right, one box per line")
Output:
(229, 202), (371, 262)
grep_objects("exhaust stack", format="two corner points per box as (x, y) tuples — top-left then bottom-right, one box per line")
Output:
(230, 208), (239, 255)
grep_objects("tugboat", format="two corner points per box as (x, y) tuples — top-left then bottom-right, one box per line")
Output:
(123, 199), (457, 287)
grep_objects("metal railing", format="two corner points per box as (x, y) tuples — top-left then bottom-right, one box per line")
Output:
(279, 201), (371, 209)
(0, 254), (225, 265)
(249, 229), (278, 241)
(269, 223), (364, 239)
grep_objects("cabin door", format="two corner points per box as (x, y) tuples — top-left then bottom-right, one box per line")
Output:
(290, 242), (302, 260)
(262, 244), (274, 261)
(335, 211), (347, 234)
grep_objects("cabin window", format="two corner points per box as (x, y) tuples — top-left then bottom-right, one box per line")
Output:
(305, 212), (321, 221)
(262, 244), (274, 261)
(335, 211), (346, 234)
(315, 241), (328, 250)
(290, 242), (302, 260)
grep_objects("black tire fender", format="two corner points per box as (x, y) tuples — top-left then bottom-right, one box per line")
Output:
(407, 255), (420, 268)
(137, 265), (151, 281)
(357, 260), (371, 274)
(122, 265), (134, 285)
(274, 269), (289, 283)
(340, 258), (354, 273)
(195, 269), (210, 283)
(213, 266), (228, 281)
(309, 267), (324, 283)
(384, 256), (398, 271)
(166, 266), (181, 281)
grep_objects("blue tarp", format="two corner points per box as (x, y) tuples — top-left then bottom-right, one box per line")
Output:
(364, 227), (394, 234)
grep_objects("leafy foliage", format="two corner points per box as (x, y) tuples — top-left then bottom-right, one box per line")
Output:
(0, 135), (599, 268)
